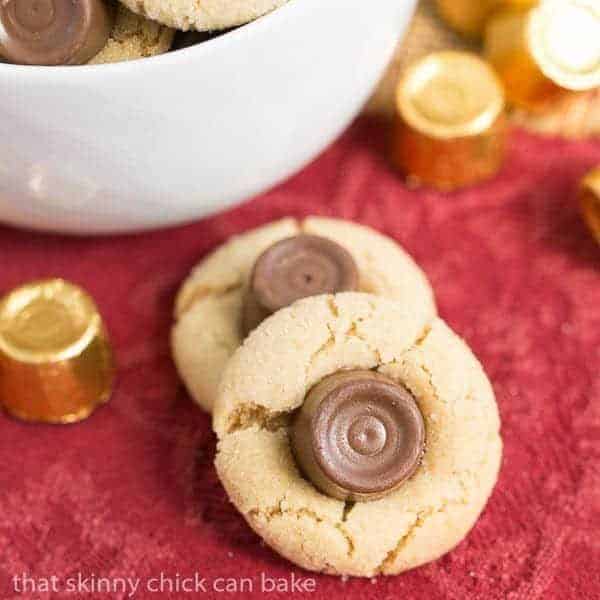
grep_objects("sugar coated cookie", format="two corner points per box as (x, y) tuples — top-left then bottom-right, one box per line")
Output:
(213, 293), (502, 576)
(90, 5), (174, 65)
(120, 0), (288, 32)
(172, 217), (436, 413)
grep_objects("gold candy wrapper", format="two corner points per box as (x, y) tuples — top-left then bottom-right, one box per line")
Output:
(0, 279), (114, 424)
(485, 0), (600, 111)
(391, 51), (507, 191)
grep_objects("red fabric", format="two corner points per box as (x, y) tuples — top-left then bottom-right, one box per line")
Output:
(0, 119), (599, 600)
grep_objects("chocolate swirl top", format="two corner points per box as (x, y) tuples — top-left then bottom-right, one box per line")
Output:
(0, 0), (113, 65)
(291, 370), (425, 501)
(243, 235), (358, 334)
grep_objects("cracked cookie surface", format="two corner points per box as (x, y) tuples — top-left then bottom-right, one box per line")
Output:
(213, 293), (502, 576)
(119, 0), (288, 32)
(90, 4), (174, 65)
(172, 217), (436, 413)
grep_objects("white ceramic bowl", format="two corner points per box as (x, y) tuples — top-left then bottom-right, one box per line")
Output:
(0, 0), (416, 234)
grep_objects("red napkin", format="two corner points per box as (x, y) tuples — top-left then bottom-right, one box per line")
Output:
(0, 119), (599, 599)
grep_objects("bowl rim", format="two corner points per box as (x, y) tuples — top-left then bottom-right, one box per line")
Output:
(0, 0), (299, 77)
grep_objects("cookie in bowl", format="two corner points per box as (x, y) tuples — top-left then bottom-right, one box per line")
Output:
(0, 0), (173, 65)
(91, 5), (174, 64)
(213, 292), (502, 576)
(120, 0), (288, 32)
(171, 217), (436, 413)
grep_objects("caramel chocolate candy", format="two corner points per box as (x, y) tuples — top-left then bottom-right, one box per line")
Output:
(580, 166), (600, 243)
(291, 370), (425, 501)
(0, 0), (114, 65)
(242, 235), (358, 334)
(485, 0), (600, 111)
(0, 279), (114, 424)
(391, 51), (507, 191)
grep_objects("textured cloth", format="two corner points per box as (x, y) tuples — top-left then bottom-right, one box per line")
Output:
(0, 119), (599, 599)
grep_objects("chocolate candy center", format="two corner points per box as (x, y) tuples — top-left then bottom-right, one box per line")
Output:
(15, 0), (55, 32)
(0, 0), (113, 65)
(291, 370), (425, 501)
(348, 415), (387, 456)
(243, 235), (358, 334)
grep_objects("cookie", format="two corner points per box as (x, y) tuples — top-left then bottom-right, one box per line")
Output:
(213, 292), (502, 577)
(120, 0), (288, 32)
(90, 5), (174, 65)
(172, 217), (436, 413)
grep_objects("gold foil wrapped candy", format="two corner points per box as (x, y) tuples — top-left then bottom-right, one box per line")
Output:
(580, 167), (600, 243)
(436, 0), (538, 38)
(391, 51), (507, 191)
(485, 0), (600, 111)
(436, 0), (497, 38)
(0, 279), (114, 424)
